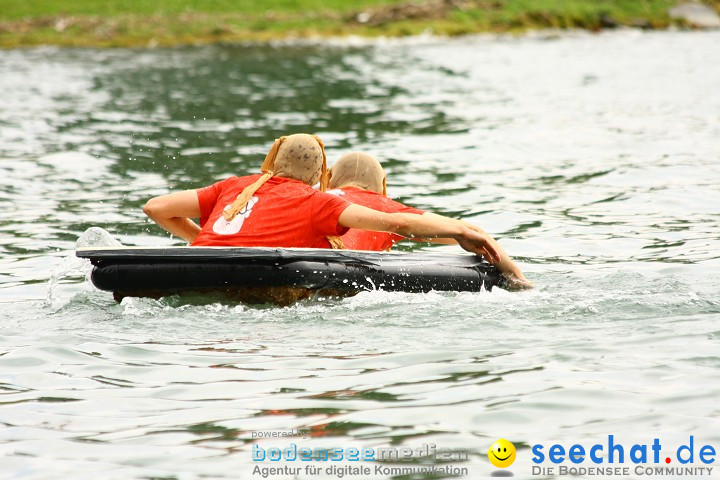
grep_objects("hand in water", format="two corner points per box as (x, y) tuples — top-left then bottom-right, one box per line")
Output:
(503, 273), (535, 290)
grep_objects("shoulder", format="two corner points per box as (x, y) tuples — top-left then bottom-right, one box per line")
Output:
(215, 174), (261, 190)
(311, 189), (351, 209)
(325, 188), (346, 197)
(362, 191), (422, 214)
(230, 174), (261, 185)
(340, 188), (393, 211)
(384, 195), (423, 214)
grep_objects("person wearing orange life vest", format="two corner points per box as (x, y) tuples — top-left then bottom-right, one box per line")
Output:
(322, 151), (532, 289)
(142, 134), (501, 265)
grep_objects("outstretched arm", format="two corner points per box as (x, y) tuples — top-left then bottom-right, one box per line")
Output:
(416, 212), (532, 289)
(143, 190), (202, 243)
(337, 204), (501, 264)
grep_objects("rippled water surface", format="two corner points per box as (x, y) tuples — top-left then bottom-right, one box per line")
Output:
(1, 31), (719, 478)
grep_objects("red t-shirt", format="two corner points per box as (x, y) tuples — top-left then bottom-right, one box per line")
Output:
(324, 186), (424, 251)
(192, 175), (350, 248)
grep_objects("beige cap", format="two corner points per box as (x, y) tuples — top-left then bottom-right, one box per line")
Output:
(329, 151), (386, 195)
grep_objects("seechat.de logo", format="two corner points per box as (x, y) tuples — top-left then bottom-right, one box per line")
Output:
(489, 439), (517, 468)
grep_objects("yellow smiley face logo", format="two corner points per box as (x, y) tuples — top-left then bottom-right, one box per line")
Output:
(489, 438), (516, 468)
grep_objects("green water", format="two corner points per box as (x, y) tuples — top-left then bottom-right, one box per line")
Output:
(1, 31), (719, 478)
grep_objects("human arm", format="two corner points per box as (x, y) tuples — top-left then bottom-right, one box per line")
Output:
(142, 190), (202, 243)
(418, 212), (532, 289)
(337, 204), (501, 264)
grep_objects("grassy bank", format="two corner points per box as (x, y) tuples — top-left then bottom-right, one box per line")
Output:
(1, 0), (718, 48)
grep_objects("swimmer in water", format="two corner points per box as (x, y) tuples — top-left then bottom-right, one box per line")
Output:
(322, 151), (532, 289)
(143, 134), (501, 262)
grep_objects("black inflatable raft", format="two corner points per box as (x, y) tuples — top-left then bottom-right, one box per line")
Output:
(76, 247), (504, 303)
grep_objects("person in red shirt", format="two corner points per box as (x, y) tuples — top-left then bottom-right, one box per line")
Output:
(142, 134), (501, 264)
(323, 151), (425, 252)
(324, 151), (532, 289)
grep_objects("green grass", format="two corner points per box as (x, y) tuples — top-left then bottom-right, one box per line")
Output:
(0, 0), (408, 19)
(452, 0), (681, 30)
(0, 0), (717, 48)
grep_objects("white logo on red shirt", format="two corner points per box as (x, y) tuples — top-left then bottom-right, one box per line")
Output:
(212, 196), (258, 235)
(326, 189), (345, 196)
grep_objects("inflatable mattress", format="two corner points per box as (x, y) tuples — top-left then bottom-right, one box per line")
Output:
(76, 246), (504, 303)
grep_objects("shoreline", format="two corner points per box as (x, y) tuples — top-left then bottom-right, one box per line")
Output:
(2, 0), (718, 49)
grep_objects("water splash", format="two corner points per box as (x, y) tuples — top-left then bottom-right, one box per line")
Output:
(75, 226), (123, 249)
(47, 227), (123, 310)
